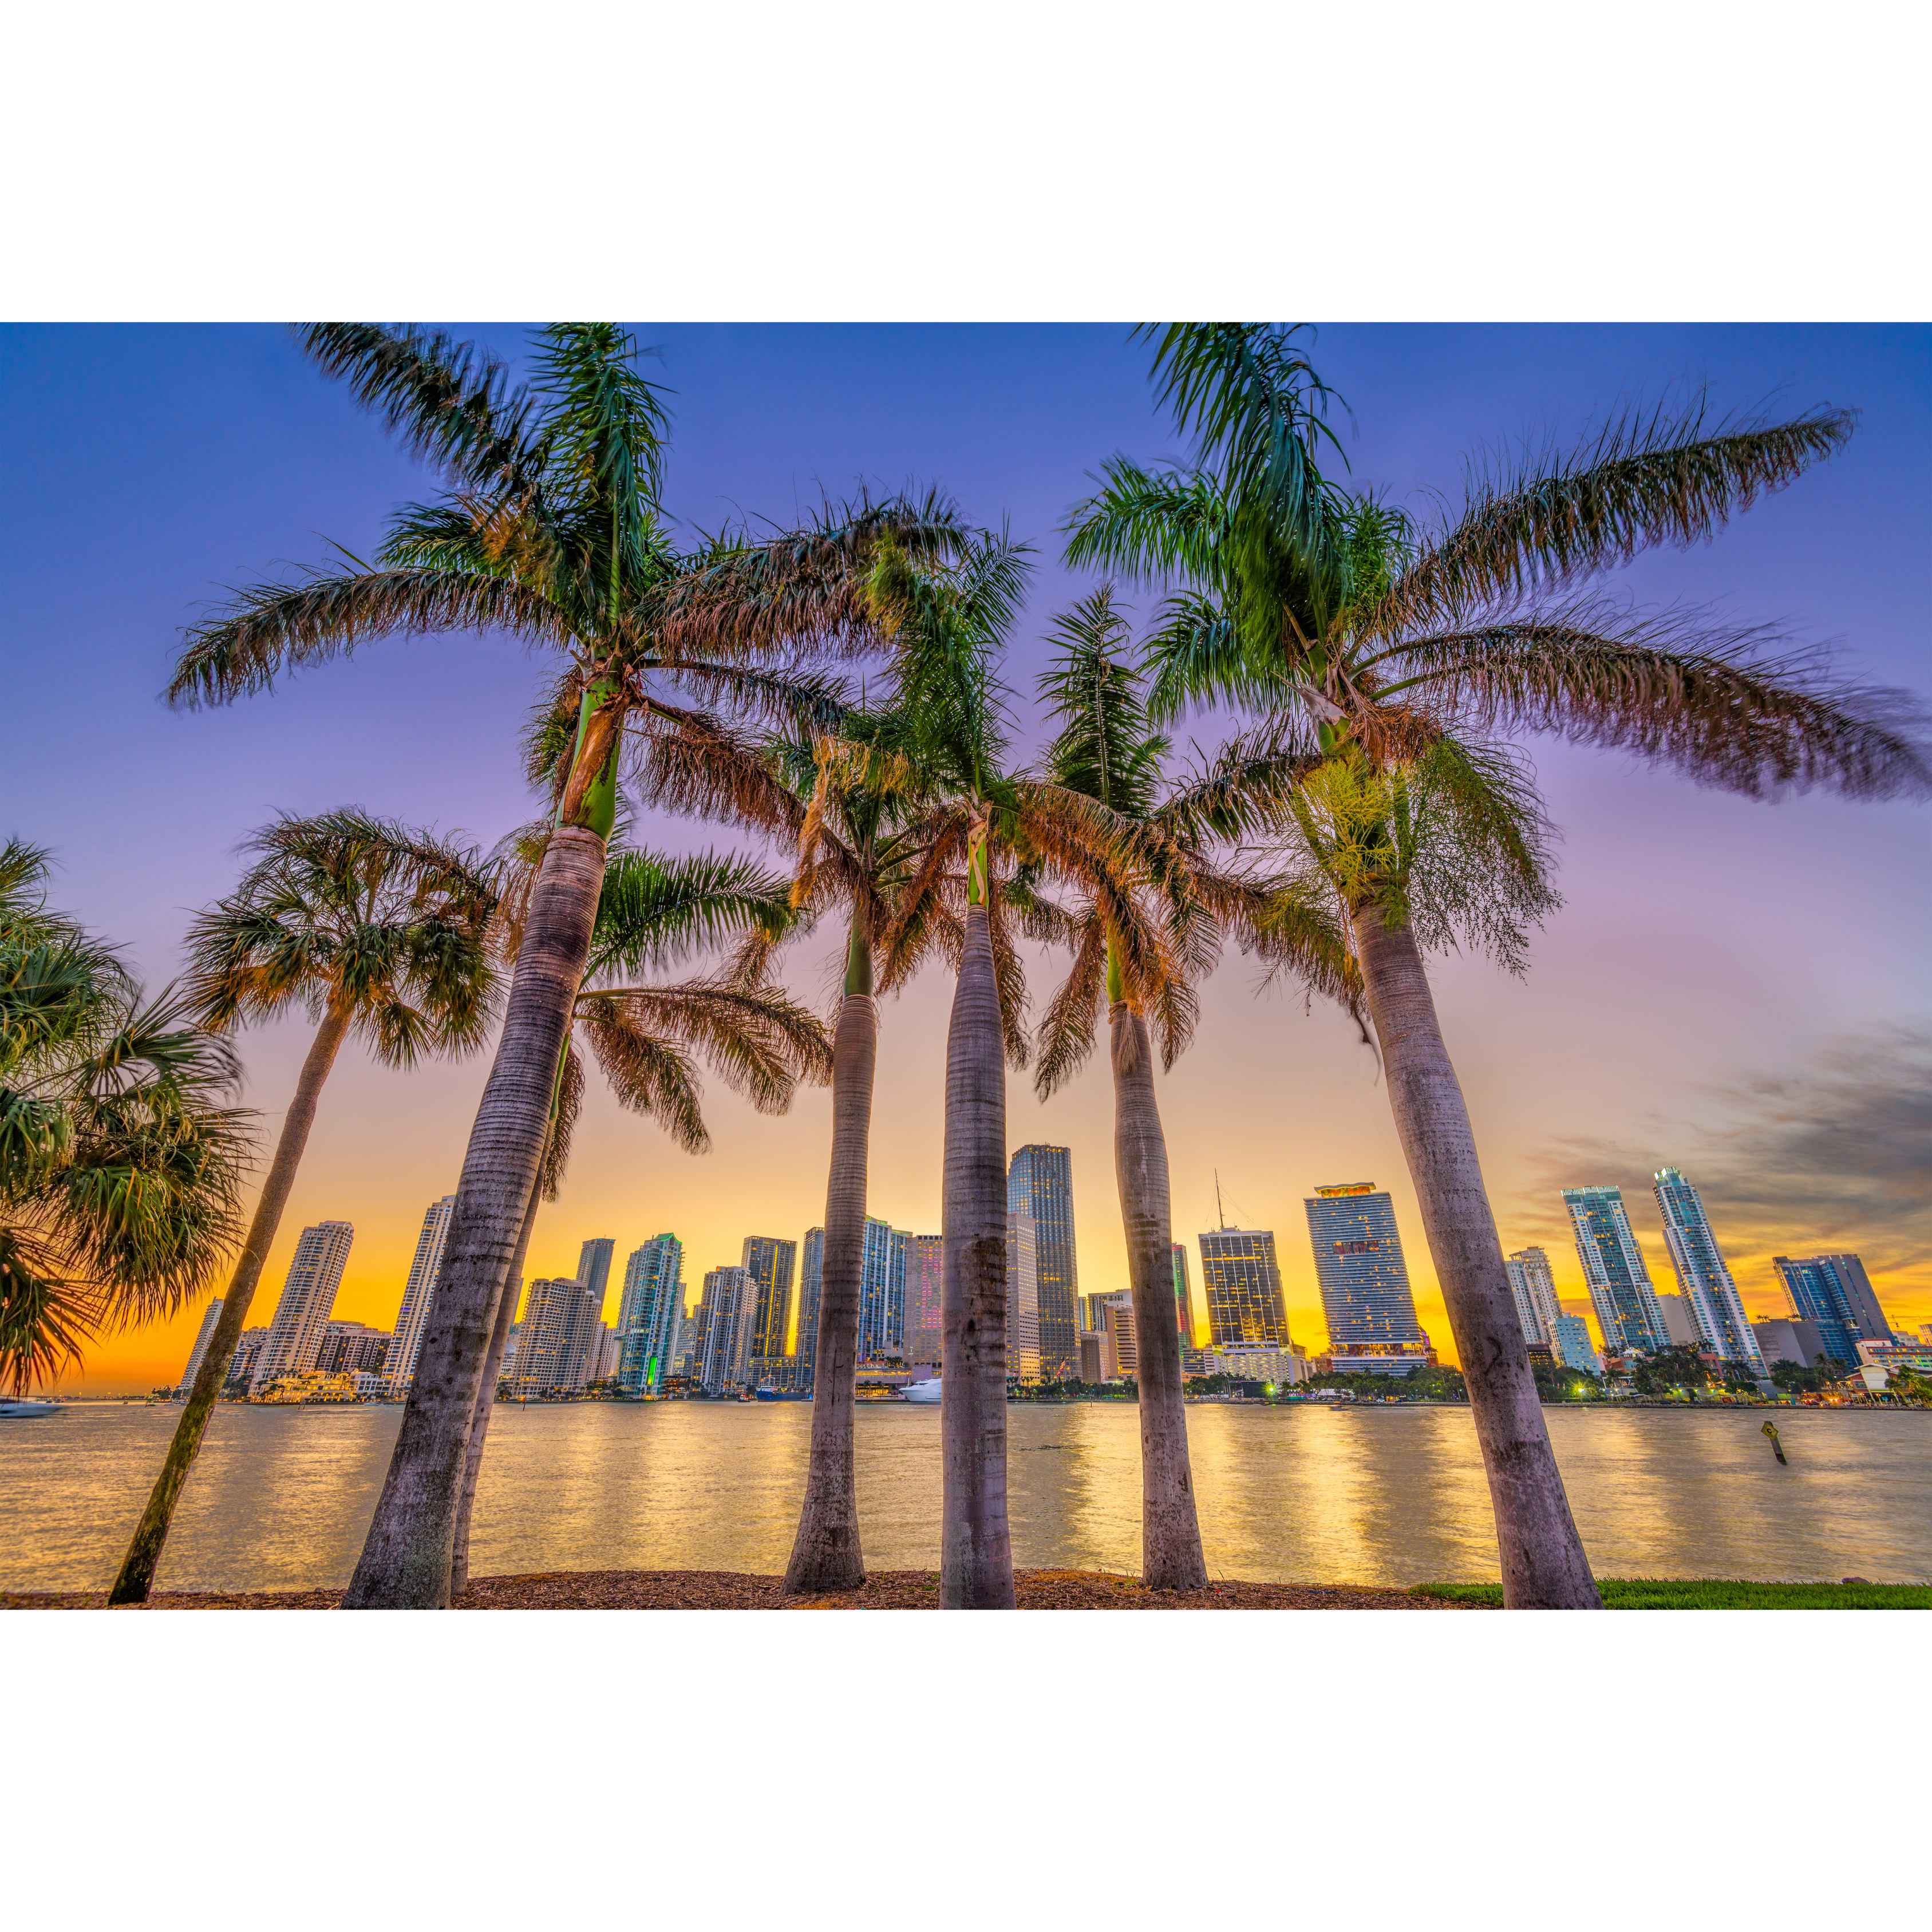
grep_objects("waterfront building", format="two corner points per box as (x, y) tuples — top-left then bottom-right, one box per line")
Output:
(1172, 1243), (1194, 1343)
(500, 1317), (520, 1384)
(176, 1297), (224, 1393)
(1504, 1247), (1563, 1346)
(578, 1238), (616, 1315)
(742, 1236), (796, 1361)
(698, 1266), (756, 1392)
(1305, 1185), (1425, 1349)
(1092, 1289), (1136, 1373)
(858, 1217), (907, 1360)
(1654, 1293), (1701, 1349)
(1199, 1229), (1290, 1350)
(251, 1221), (354, 1392)
(617, 1235), (685, 1393)
(1079, 1332), (1104, 1381)
(1773, 1253), (1893, 1364)
(750, 1354), (813, 1392)
(384, 1194), (455, 1396)
(1652, 1168), (1763, 1369)
(513, 1275), (602, 1393)
(1007, 1211), (1041, 1380)
(904, 1234), (945, 1367)
(1216, 1346), (1311, 1385)
(226, 1326), (268, 1389)
(1008, 1145), (1080, 1379)
(1548, 1315), (1603, 1375)
(796, 1227), (825, 1369)
(1753, 1317), (1829, 1368)
(314, 1321), (389, 1376)
(1561, 1187), (1669, 1354)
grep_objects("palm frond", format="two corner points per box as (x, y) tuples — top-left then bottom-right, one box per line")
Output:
(1031, 912), (1107, 1099)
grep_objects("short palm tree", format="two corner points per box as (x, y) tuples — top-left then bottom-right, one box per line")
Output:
(865, 536), (1155, 1609)
(109, 811), (497, 1603)
(168, 323), (962, 1608)
(449, 833), (829, 1594)
(1068, 322), (1930, 1609)
(1, 840), (250, 1398)
(1029, 588), (1360, 1589)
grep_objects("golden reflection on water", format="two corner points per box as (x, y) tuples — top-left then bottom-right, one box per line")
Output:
(2, 1401), (1927, 1593)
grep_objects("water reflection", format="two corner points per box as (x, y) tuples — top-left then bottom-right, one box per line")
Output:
(2, 1402), (1927, 1593)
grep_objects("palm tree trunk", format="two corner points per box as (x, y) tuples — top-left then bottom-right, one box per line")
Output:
(449, 1167), (542, 1599)
(1110, 999), (1208, 1590)
(1350, 902), (1601, 1609)
(941, 898), (1015, 1609)
(783, 924), (876, 1593)
(108, 1001), (353, 1605)
(344, 823), (607, 1609)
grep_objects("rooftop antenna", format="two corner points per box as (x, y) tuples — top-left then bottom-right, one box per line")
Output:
(1215, 1170), (1227, 1232)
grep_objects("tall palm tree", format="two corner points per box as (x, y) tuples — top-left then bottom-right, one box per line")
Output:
(1067, 322), (1930, 1608)
(168, 323), (962, 1607)
(1, 840), (251, 1398)
(109, 811), (497, 1604)
(864, 537), (1154, 1609)
(1029, 588), (1359, 1589)
(448, 836), (829, 1594)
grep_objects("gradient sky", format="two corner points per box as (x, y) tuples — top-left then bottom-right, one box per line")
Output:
(4, 323), (1926, 1391)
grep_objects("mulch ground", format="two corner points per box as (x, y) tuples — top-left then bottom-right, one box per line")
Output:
(3, 1567), (1477, 1610)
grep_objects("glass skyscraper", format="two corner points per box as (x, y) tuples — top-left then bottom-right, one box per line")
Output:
(1652, 1168), (1763, 1369)
(741, 1235), (797, 1360)
(858, 1216), (906, 1360)
(1773, 1253), (1890, 1365)
(384, 1195), (455, 1396)
(1198, 1228), (1290, 1349)
(1304, 1184), (1425, 1349)
(1008, 1145), (1079, 1378)
(796, 1227), (825, 1369)
(1171, 1242), (1193, 1342)
(617, 1234), (683, 1392)
(904, 1234), (944, 1366)
(1562, 1186), (1669, 1354)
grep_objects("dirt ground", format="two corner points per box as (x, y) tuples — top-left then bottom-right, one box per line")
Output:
(4, 1567), (1479, 1610)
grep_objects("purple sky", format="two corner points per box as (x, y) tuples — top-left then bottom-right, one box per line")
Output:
(4, 323), (1926, 1386)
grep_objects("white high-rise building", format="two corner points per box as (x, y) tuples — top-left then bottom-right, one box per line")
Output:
(1505, 1247), (1563, 1346)
(385, 1195), (455, 1396)
(1006, 1211), (1040, 1380)
(176, 1297), (224, 1394)
(1561, 1187), (1669, 1355)
(697, 1266), (755, 1392)
(251, 1222), (354, 1391)
(617, 1235), (684, 1393)
(1653, 1168), (1764, 1370)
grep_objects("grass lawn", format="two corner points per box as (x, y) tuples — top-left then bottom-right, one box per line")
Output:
(1410, 1579), (1929, 1609)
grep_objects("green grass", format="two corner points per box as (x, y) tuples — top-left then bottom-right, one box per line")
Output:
(1409, 1579), (1930, 1609)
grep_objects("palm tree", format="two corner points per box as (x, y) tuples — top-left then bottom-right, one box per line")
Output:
(1029, 588), (1360, 1589)
(1067, 322), (1930, 1608)
(1, 840), (251, 1399)
(864, 536), (1156, 1609)
(108, 811), (497, 1603)
(448, 836), (829, 1594)
(168, 323), (962, 1607)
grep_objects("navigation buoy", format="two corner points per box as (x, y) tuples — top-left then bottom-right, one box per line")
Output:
(1761, 1420), (1787, 1465)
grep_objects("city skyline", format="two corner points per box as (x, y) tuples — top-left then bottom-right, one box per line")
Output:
(16, 324), (1924, 1392)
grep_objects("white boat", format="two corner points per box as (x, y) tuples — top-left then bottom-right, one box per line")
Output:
(0, 1397), (65, 1419)
(900, 1377), (942, 1405)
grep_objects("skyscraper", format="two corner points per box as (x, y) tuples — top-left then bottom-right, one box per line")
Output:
(796, 1227), (825, 1369)
(1304, 1184), (1425, 1349)
(1505, 1247), (1563, 1346)
(1008, 1145), (1079, 1378)
(176, 1297), (224, 1393)
(1198, 1229), (1289, 1349)
(698, 1266), (755, 1391)
(384, 1194), (455, 1396)
(1773, 1253), (1891, 1365)
(1006, 1210), (1040, 1379)
(617, 1234), (684, 1392)
(512, 1275), (602, 1392)
(251, 1222), (354, 1390)
(1652, 1168), (1763, 1369)
(904, 1234), (945, 1366)
(858, 1217), (906, 1360)
(742, 1236), (797, 1360)
(1092, 1289), (1136, 1373)
(1562, 1187), (1669, 1355)
(577, 1238), (616, 1317)
(314, 1321), (389, 1375)
(1171, 1242), (1193, 1343)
